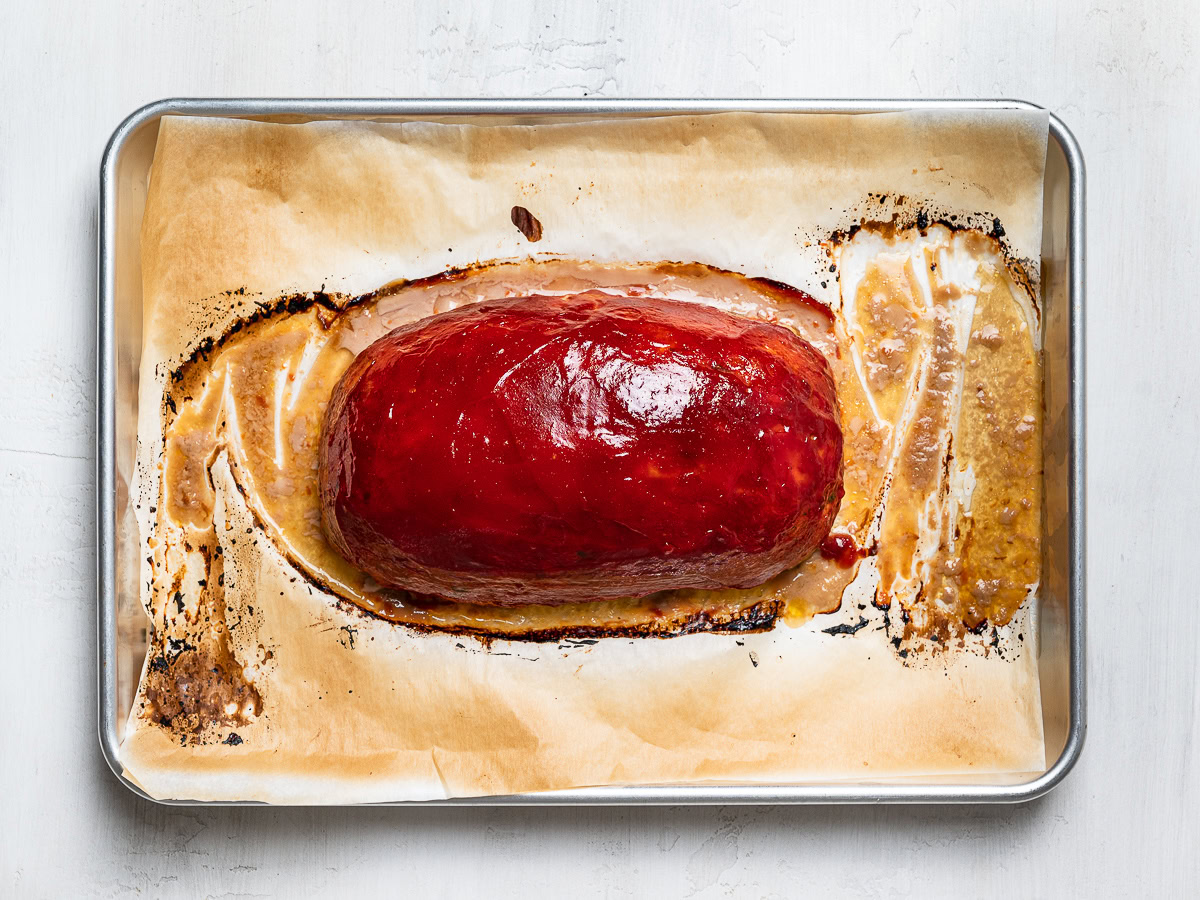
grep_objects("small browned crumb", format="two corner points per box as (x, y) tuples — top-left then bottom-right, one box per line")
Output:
(510, 206), (543, 242)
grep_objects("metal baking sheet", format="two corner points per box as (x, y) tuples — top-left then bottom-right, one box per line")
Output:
(97, 98), (1085, 805)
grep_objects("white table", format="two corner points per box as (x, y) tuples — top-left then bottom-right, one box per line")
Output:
(1, 1), (1196, 896)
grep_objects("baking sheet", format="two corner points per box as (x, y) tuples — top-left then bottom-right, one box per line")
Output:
(116, 108), (1055, 803)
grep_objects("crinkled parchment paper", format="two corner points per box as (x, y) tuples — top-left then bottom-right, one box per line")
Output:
(120, 110), (1048, 802)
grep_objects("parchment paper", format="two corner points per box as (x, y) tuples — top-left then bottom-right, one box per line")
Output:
(121, 109), (1048, 802)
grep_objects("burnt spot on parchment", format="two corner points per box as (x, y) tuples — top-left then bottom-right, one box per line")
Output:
(822, 616), (870, 637)
(140, 548), (262, 741)
(327, 590), (786, 645)
(824, 201), (1040, 325)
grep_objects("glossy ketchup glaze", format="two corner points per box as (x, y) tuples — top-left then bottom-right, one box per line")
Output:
(320, 291), (844, 606)
(819, 533), (865, 569)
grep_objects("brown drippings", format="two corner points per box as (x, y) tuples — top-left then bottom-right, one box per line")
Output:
(140, 545), (263, 738)
(853, 258), (925, 424)
(930, 263), (1040, 631)
(840, 225), (1041, 641)
(825, 204), (1041, 328)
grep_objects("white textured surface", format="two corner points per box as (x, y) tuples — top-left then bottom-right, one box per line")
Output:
(0, 1), (1196, 896)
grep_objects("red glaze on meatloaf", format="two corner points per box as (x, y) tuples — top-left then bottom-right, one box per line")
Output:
(319, 291), (843, 605)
